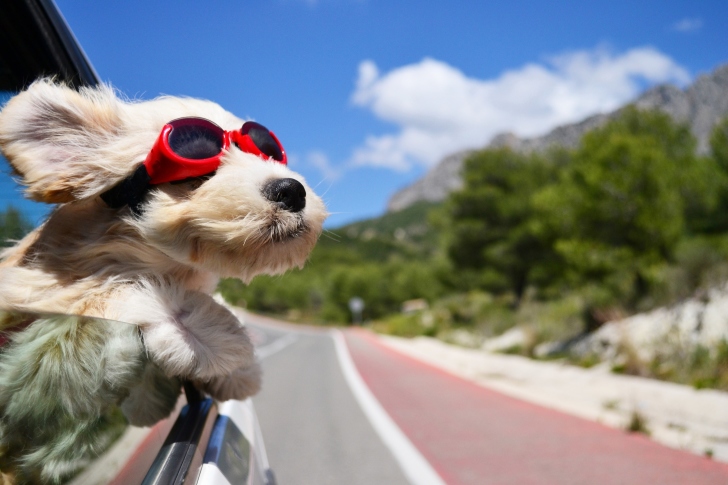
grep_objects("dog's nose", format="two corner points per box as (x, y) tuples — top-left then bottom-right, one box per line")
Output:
(263, 178), (306, 212)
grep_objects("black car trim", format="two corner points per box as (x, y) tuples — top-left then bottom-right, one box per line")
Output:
(0, 0), (99, 91)
(35, 0), (100, 87)
(142, 395), (218, 485)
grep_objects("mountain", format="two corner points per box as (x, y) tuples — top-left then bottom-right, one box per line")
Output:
(388, 64), (728, 213)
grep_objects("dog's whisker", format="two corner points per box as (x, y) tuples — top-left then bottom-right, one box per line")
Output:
(323, 229), (341, 240)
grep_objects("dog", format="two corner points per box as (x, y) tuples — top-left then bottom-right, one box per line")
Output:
(0, 79), (327, 483)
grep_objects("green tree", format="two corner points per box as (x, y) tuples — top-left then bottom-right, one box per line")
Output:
(698, 117), (728, 233)
(320, 260), (443, 323)
(711, 117), (728, 170)
(534, 107), (700, 311)
(445, 147), (561, 304)
(0, 206), (32, 247)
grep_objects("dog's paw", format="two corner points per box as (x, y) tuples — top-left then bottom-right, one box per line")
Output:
(112, 283), (256, 381)
(196, 363), (262, 402)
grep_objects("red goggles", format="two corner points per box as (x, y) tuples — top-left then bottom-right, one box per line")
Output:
(144, 117), (287, 185)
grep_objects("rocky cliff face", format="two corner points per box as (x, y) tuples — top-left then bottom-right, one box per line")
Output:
(387, 64), (728, 213)
(387, 151), (469, 212)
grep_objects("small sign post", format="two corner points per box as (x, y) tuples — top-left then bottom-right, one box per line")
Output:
(348, 297), (364, 325)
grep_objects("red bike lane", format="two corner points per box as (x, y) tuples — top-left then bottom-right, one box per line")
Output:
(343, 328), (728, 485)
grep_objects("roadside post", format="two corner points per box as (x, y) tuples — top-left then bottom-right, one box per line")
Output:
(348, 297), (364, 325)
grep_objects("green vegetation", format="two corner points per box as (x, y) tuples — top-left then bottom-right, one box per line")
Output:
(0, 206), (32, 247)
(595, 337), (728, 391)
(445, 147), (563, 303)
(222, 108), (728, 391)
(626, 410), (651, 435)
(534, 108), (717, 321)
(222, 108), (728, 315)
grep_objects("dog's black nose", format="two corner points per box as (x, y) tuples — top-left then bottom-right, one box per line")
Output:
(263, 178), (306, 212)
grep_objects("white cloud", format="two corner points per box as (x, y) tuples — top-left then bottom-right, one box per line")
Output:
(350, 46), (690, 171)
(306, 150), (344, 181)
(672, 18), (703, 33)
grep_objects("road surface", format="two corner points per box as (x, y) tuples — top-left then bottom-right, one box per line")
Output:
(246, 313), (728, 485)
(246, 314), (410, 485)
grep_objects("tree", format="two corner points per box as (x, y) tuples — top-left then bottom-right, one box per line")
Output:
(445, 147), (561, 304)
(534, 107), (699, 309)
(711, 117), (728, 171)
(0, 206), (32, 247)
(698, 117), (728, 233)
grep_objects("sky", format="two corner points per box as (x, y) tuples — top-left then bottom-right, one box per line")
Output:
(2, 0), (728, 227)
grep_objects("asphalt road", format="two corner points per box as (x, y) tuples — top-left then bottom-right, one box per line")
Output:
(246, 314), (410, 485)
(246, 313), (728, 485)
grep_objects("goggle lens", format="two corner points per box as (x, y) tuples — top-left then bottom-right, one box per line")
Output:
(242, 121), (284, 162)
(167, 118), (224, 160)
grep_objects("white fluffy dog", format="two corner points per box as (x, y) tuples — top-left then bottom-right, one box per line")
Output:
(0, 80), (326, 482)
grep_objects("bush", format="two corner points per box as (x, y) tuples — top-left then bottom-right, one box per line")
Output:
(432, 291), (515, 335)
(370, 312), (438, 338)
(514, 294), (585, 346)
(643, 235), (728, 308)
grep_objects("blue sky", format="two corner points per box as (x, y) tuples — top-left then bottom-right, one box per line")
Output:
(2, 0), (728, 226)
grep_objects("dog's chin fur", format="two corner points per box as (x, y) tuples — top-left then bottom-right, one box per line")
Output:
(0, 79), (327, 483)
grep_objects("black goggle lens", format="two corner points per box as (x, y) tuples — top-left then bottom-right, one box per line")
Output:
(168, 121), (224, 160)
(242, 122), (283, 162)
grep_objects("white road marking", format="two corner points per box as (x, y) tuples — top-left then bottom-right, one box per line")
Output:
(331, 330), (446, 485)
(256, 333), (298, 360)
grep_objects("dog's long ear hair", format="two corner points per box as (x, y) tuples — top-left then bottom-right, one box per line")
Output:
(0, 79), (135, 203)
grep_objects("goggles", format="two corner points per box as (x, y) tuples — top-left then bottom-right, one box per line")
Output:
(144, 117), (287, 185)
(102, 117), (286, 213)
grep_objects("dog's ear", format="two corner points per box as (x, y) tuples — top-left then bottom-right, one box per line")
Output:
(0, 79), (129, 203)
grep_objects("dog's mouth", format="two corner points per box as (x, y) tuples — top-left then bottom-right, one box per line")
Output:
(265, 215), (308, 243)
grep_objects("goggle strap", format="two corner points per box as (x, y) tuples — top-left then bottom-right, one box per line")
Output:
(100, 164), (151, 216)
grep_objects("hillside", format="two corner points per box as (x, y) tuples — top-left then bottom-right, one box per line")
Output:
(315, 200), (441, 263)
(388, 63), (728, 212)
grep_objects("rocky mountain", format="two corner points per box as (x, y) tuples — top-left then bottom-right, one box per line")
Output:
(386, 151), (469, 213)
(388, 64), (728, 213)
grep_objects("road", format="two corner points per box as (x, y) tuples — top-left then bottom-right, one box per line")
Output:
(246, 314), (410, 485)
(245, 313), (728, 485)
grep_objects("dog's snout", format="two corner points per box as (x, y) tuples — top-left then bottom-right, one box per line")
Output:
(263, 178), (306, 212)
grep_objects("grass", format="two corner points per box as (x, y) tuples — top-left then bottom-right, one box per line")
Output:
(370, 312), (438, 338)
(626, 410), (650, 435)
(573, 353), (601, 369)
(602, 399), (620, 411)
(612, 338), (728, 392)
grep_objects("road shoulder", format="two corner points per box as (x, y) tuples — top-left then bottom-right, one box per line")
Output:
(377, 333), (728, 462)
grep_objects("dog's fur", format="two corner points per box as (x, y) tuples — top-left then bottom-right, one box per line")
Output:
(0, 80), (326, 482)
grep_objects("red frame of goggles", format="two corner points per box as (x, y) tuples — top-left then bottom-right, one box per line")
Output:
(143, 117), (287, 185)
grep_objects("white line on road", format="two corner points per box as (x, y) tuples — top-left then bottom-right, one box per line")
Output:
(331, 330), (446, 485)
(256, 333), (299, 360)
